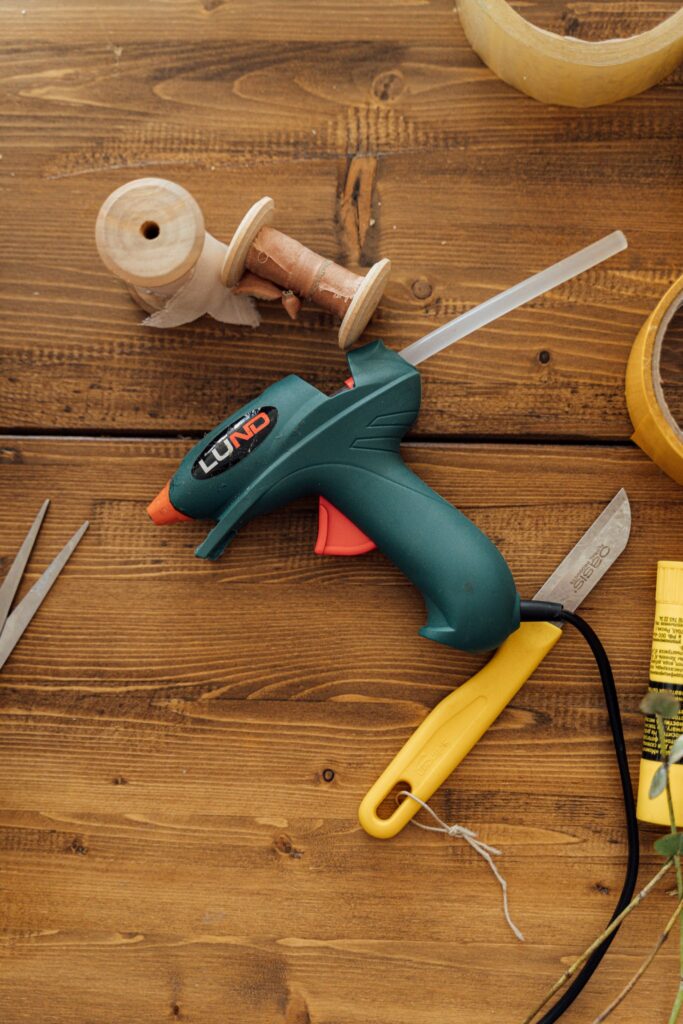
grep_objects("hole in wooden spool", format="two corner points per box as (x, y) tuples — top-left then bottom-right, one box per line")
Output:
(375, 780), (411, 819)
(140, 220), (160, 240)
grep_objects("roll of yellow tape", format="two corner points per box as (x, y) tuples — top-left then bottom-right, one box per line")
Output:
(456, 0), (683, 107)
(626, 275), (683, 486)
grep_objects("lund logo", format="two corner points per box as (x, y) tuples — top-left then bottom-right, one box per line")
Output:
(191, 406), (278, 479)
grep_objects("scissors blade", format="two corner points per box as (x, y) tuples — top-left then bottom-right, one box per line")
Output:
(0, 499), (50, 636)
(534, 488), (631, 612)
(0, 520), (89, 671)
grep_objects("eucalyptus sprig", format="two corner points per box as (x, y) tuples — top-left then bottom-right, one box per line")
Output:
(522, 692), (683, 1024)
(644, 691), (683, 804)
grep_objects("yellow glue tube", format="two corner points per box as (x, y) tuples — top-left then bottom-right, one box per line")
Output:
(637, 562), (683, 827)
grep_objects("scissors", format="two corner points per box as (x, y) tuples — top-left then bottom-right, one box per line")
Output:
(359, 489), (631, 838)
(0, 500), (89, 671)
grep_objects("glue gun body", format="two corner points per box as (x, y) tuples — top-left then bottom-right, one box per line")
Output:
(149, 341), (520, 652)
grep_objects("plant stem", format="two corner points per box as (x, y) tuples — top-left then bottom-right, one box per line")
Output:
(520, 859), (674, 1024)
(591, 896), (683, 1023)
(656, 715), (683, 1024)
(669, 984), (683, 1024)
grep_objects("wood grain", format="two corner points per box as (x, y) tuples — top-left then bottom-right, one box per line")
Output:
(1, 437), (682, 1023)
(0, 1), (681, 437)
(662, 308), (683, 425)
(1, 3), (682, 1023)
(515, 1), (682, 38)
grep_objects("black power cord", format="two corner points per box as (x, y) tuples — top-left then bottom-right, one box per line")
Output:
(519, 600), (640, 1024)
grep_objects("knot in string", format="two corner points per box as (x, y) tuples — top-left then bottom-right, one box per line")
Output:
(399, 791), (525, 943)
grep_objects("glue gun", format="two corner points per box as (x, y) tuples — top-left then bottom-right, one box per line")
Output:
(148, 340), (518, 651)
(147, 232), (627, 654)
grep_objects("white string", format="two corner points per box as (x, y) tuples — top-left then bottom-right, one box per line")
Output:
(400, 791), (525, 942)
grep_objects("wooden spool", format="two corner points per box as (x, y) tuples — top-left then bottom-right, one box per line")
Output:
(95, 178), (207, 313)
(221, 197), (391, 349)
(95, 179), (273, 325)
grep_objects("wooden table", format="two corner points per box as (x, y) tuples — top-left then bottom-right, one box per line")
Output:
(1, 2), (682, 1021)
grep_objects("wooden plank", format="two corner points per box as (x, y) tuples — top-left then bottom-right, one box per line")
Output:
(0, 437), (682, 1022)
(1, 2), (681, 437)
(1, 3), (682, 1022)
(0, 931), (678, 1024)
(0, 436), (681, 696)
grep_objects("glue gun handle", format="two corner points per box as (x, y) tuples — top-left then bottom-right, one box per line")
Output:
(321, 453), (520, 653)
(358, 620), (562, 840)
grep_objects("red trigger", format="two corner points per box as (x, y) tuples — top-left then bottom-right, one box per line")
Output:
(314, 374), (374, 556)
(315, 497), (377, 556)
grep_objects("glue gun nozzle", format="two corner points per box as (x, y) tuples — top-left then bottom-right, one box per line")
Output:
(147, 481), (191, 525)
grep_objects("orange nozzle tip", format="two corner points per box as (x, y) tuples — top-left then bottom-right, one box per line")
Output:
(147, 481), (191, 525)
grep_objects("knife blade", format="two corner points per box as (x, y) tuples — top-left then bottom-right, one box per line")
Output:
(534, 488), (631, 613)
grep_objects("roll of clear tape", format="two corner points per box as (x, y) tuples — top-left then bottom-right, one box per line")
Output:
(455, 0), (683, 108)
(626, 275), (683, 486)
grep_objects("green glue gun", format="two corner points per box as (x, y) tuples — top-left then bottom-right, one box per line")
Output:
(149, 340), (518, 651)
(147, 232), (627, 653)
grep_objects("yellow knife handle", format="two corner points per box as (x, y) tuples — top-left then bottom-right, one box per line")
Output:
(358, 620), (562, 838)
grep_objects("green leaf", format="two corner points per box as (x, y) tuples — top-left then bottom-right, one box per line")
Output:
(654, 833), (683, 858)
(669, 735), (683, 765)
(649, 764), (668, 799)
(640, 693), (681, 719)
